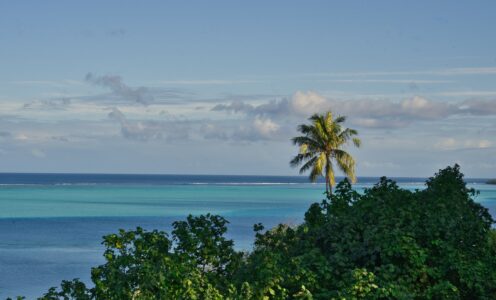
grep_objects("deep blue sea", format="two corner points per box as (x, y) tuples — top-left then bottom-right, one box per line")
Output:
(0, 173), (495, 298)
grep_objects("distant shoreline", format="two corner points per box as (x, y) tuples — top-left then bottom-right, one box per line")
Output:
(487, 179), (496, 185)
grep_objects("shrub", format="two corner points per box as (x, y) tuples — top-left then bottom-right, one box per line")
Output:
(35, 165), (496, 300)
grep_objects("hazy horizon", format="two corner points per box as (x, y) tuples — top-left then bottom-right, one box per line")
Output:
(0, 171), (491, 181)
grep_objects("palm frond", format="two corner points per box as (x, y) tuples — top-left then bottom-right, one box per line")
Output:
(308, 153), (326, 182)
(289, 151), (315, 168)
(326, 160), (336, 187)
(334, 115), (346, 123)
(334, 149), (356, 183)
(297, 124), (314, 135)
(291, 136), (321, 150)
(298, 156), (318, 174)
(309, 163), (322, 183)
(290, 110), (361, 191)
(313, 119), (327, 142)
(352, 137), (361, 148)
(338, 128), (358, 142)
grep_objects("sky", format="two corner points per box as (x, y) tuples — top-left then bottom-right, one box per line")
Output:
(0, 1), (495, 177)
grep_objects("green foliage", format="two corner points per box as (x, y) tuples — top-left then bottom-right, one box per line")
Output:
(39, 279), (93, 300)
(30, 165), (496, 299)
(37, 215), (242, 300)
(172, 213), (242, 287)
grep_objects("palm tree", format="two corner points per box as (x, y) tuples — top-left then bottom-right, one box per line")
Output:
(290, 111), (361, 196)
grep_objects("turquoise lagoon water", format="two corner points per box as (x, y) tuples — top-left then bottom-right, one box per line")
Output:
(0, 174), (495, 298)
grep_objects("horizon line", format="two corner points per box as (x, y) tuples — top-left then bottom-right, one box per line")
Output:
(0, 171), (491, 181)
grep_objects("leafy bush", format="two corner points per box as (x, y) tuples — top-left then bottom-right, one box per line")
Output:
(33, 165), (496, 299)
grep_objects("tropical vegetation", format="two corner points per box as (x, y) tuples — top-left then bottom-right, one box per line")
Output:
(290, 111), (361, 196)
(15, 165), (496, 300)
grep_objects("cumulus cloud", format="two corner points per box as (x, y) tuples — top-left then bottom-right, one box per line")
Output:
(400, 96), (456, 119)
(253, 117), (280, 138)
(290, 91), (328, 116)
(108, 108), (189, 141)
(108, 108), (162, 141)
(317, 95), (457, 122)
(199, 117), (282, 142)
(106, 105), (282, 143)
(212, 102), (256, 114)
(86, 73), (153, 105)
(212, 99), (291, 117)
(211, 91), (496, 129)
(459, 99), (496, 115)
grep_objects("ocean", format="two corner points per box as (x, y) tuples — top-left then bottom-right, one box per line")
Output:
(0, 173), (495, 298)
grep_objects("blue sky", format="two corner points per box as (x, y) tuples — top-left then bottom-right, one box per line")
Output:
(0, 1), (495, 177)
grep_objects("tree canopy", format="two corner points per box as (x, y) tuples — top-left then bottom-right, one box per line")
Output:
(22, 165), (496, 300)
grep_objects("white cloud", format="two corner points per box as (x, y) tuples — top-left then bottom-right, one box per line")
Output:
(459, 99), (496, 115)
(465, 139), (491, 149)
(108, 108), (162, 141)
(290, 91), (328, 116)
(434, 138), (457, 150)
(400, 96), (456, 119)
(108, 107), (190, 141)
(15, 133), (29, 141)
(211, 91), (496, 129)
(253, 117), (280, 138)
(434, 138), (492, 150)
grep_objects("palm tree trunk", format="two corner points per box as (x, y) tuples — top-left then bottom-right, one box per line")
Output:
(325, 162), (332, 198)
(325, 175), (331, 198)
